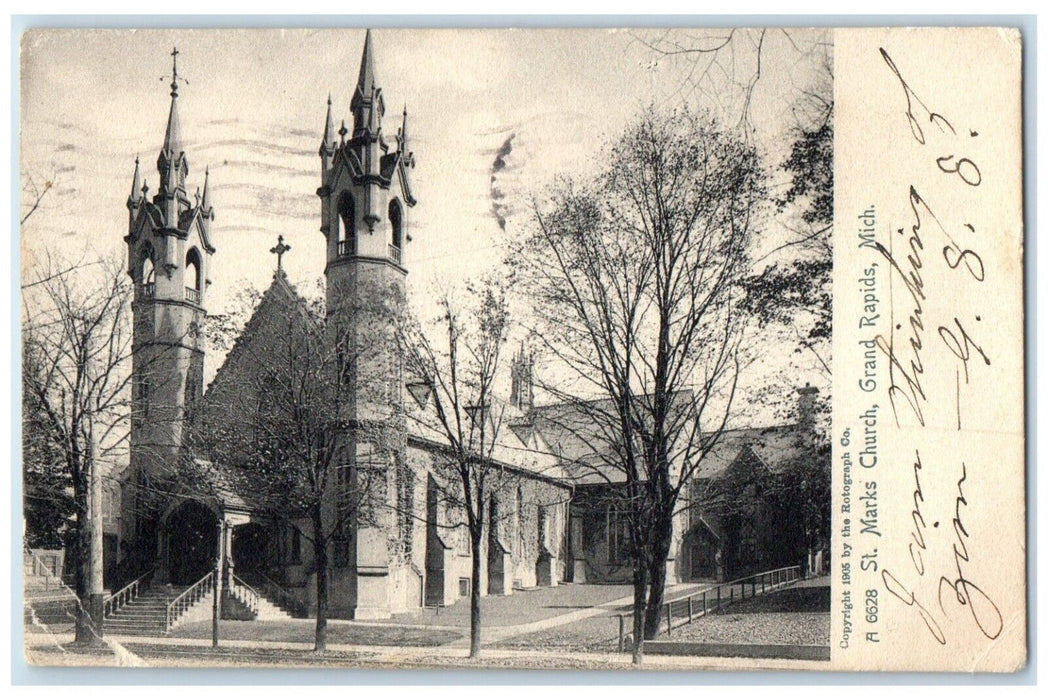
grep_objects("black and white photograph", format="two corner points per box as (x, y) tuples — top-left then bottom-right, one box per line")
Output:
(21, 25), (836, 670)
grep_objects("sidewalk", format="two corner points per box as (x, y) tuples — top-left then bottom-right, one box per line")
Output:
(445, 581), (712, 648)
(23, 630), (828, 671)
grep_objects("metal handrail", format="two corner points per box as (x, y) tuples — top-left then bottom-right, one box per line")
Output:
(165, 571), (214, 631)
(24, 551), (68, 592)
(103, 568), (154, 618)
(248, 571), (305, 617)
(388, 243), (402, 264)
(136, 283), (155, 301)
(616, 564), (803, 651)
(229, 574), (260, 614)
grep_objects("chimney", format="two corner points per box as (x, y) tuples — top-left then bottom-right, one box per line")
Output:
(797, 383), (819, 428)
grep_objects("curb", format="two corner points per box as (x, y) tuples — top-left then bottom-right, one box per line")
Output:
(644, 641), (830, 661)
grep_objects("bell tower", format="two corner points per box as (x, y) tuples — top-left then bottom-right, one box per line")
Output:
(124, 48), (215, 570)
(317, 30), (416, 619)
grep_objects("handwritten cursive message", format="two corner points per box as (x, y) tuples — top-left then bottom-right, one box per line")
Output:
(866, 47), (1002, 648)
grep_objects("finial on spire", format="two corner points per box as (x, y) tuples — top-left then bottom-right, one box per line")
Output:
(270, 235), (292, 273)
(161, 47), (186, 161)
(201, 166), (212, 214)
(339, 119), (348, 145)
(130, 155), (142, 200)
(170, 47), (180, 98)
(321, 93), (336, 149)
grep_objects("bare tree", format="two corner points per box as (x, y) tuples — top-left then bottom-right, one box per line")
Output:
(400, 276), (516, 659)
(637, 28), (834, 423)
(516, 107), (767, 659)
(21, 257), (136, 645)
(187, 274), (398, 652)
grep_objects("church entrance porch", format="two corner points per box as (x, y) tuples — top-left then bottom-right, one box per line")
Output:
(231, 522), (271, 577)
(164, 500), (218, 585)
(682, 522), (721, 582)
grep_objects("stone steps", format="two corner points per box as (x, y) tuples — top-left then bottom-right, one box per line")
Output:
(105, 581), (296, 634)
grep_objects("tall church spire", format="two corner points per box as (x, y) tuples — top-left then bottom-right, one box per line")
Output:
(350, 29), (384, 139)
(157, 46), (189, 219)
(356, 29), (376, 101)
(162, 47), (184, 159)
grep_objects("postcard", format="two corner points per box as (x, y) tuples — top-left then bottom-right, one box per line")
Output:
(19, 25), (1025, 671)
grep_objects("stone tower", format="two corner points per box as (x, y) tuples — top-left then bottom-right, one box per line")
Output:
(317, 30), (416, 619)
(124, 48), (215, 568)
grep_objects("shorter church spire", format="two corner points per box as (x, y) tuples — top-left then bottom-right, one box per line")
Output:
(201, 166), (212, 216)
(129, 156), (142, 202)
(320, 93), (335, 154)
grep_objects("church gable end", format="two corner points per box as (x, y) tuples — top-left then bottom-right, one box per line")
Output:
(191, 274), (317, 464)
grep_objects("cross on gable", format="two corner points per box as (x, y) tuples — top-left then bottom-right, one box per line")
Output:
(270, 235), (291, 271)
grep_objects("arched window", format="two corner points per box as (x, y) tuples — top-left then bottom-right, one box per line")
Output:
(184, 374), (199, 420)
(516, 485), (524, 554)
(185, 248), (202, 303)
(337, 192), (356, 257)
(138, 245), (155, 301)
(388, 199), (403, 252)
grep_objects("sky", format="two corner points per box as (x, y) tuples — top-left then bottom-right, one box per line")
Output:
(20, 27), (830, 423)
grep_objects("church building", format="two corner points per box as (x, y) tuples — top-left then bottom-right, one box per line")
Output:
(108, 32), (824, 629)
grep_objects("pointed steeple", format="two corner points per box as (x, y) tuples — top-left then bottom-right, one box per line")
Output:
(162, 47), (184, 158)
(157, 46), (189, 216)
(399, 106), (408, 149)
(201, 166), (212, 216)
(355, 29), (376, 102)
(129, 156), (142, 202)
(321, 93), (335, 153)
(351, 29), (385, 138)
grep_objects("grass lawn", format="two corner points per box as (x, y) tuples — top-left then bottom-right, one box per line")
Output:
(493, 612), (623, 654)
(398, 583), (635, 628)
(171, 619), (462, 647)
(661, 582), (830, 646)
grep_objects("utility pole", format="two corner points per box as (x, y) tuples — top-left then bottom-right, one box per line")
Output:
(87, 414), (105, 643)
(212, 519), (223, 648)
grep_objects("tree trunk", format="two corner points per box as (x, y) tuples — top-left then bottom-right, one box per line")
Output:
(72, 467), (92, 644)
(631, 559), (647, 665)
(644, 556), (668, 640)
(469, 527), (483, 658)
(312, 507), (328, 652)
(643, 518), (674, 640)
(87, 426), (104, 642)
(72, 445), (102, 646)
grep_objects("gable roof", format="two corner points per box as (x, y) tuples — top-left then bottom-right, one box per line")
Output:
(692, 423), (810, 482)
(403, 383), (566, 484)
(531, 391), (696, 484)
(195, 270), (316, 427)
(532, 393), (810, 485)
